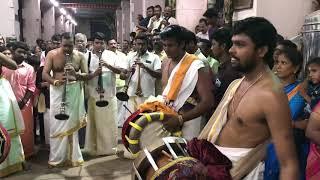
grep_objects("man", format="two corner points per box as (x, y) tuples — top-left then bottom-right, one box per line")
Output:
(210, 28), (242, 105)
(0, 53), (25, 177)
(196, 18), (209, 40)
(198, 38), (219, 74)
(104, 39), (128, 128)
(185, 31), (206, 61)
(147, 5), (163, 33)
(122, 40), (131, 55)
(2, 42), (36, 159)
(152, 34), (166, 96)
(75, 33), (90, 148)
(160, 6), (178, 30)
(43, 32), (95, 167)
(123, 33), (161, 117)
(160, 25), (214, 140)
(36, 34), (62, 146)
(136, 6), (154, 32)
(85, 35), (124, 155)
(203, 8), (219, 36)
(199, 17), (298, 179)
(40, 34), (61, 67)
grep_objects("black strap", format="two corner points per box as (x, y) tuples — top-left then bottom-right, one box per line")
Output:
(87, 51), (92, 72)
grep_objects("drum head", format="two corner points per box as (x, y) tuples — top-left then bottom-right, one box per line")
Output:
(0, 123), (11, 164)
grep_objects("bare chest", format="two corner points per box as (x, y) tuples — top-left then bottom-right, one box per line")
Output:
(227, 86), (266, 127)
(52, 54), (81, 72)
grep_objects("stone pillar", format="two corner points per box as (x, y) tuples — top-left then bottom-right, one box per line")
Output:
(176, 0), (207, 32)
(23, 0), (41, 46)
(55, 15), (65, 34)
(0, 0), (17, 39)
(116, 8), (123, 43)
(42, 6), (55, 41)
(121, 0), (131, 42)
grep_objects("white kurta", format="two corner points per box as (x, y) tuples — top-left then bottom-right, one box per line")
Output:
(84, 50), (122, 156)
(125, 51), (161, 118)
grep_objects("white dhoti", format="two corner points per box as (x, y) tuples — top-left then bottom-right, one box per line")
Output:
(84, 96), (117, 156)
(49, 82), (86, 167)
(215, 145), (265, 180)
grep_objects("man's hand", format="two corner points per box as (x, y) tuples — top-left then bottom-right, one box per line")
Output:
(162, 114), (181, 132)
(93, 66), (102, 77)
(18, 100), (26, 109)
(135, 62), (145, 69)
(40, 82), (50, 88)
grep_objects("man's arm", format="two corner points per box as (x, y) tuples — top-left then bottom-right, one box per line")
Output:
(76, 52), (100, 81)
(140, 63), (161, 78)
(306, 109), (320, 145)
(42, 51), (56, 85)
(264, 90), (299, 180)
(180, 68), (215, 121)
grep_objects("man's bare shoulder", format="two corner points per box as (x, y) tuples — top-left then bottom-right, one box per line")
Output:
(257, 72), (287, 107)
(48, 48), (60, 56)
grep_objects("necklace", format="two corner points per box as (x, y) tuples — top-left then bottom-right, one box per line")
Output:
(231, 72), (265, 116)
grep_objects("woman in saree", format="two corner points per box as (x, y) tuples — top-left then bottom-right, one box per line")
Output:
(264, 46), (309, 180)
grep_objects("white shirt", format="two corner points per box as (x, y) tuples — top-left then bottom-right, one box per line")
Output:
(87, 50), (125, 98)
(196, 31), (209, 40)
(147, 16), (164, 32)
(125, 51), (161, 97)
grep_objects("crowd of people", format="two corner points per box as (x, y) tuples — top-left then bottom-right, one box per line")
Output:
(0, 4), (320, 180)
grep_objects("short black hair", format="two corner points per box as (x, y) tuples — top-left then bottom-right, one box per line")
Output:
(210, 28), (232, 51)
(11, 41), (29, 51)
(61, 32), (73, 40)
(130, 32), (136, 38)
(0, 46), (11, 53)
(92, 32), (105, 41)
(307, 57), (320, 67)
(276, 34), (284, 44)
(160, 25), (188, 44)
(198, 38), (211, 48)
(154, 5), (162, 11)
(232, 17), (277, 64)
(123, 40), (130, 43)
(51, 34), (61, 42)
(184, 30), (197, 44)
(203, 8), (218, 18)
(199, 18), (208, 25)
(147, 6), (154, 11)
(278, 46), (303, 74)
(36, 38), (44, 45)
(278, 40), (298, 50)
(135, 33), (148, 43)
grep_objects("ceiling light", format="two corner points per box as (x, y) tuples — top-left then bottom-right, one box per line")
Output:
(50, 0), (59, 7)
(59, 8), (67, 15)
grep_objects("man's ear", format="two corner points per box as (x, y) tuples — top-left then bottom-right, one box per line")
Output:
(257, 46), (268, 59)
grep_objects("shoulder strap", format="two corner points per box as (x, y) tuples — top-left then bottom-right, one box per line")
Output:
(87, 51), (92, 70)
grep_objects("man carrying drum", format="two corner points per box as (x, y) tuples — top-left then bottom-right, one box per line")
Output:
(160, 25), (215, 140)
